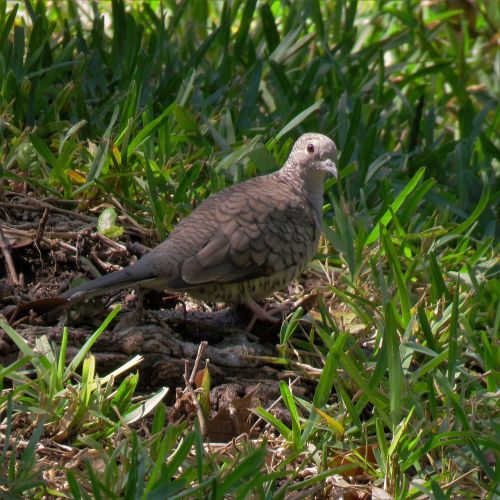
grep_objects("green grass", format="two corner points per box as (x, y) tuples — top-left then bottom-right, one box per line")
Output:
(0, 0), (499, 498)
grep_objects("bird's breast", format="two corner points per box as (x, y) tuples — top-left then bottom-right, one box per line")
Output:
(186, 251), (314, 304)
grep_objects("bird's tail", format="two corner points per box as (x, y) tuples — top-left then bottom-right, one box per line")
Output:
(59, 263), (160, 302)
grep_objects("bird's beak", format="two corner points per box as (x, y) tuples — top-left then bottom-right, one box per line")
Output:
(323, 159), (338, 179)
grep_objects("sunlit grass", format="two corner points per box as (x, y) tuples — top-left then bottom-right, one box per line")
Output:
(0, 0), (498, 497)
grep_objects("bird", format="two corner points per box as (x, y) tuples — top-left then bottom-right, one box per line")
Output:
(59, 133), (338, 323)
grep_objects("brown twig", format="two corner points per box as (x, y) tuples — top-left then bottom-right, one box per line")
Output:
(0, 196), (96, 222)
(57, 241), (79, 253)
(35, 207), (50, 247)
(0, 224), (19, 285)
(183, 341), (209, 436)
(93, 232), (128, 252)
(188, 341), (208, 386)
(2, 225), (94, 240)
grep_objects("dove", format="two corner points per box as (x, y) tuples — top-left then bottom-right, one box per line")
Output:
(60, 133), (338, 322)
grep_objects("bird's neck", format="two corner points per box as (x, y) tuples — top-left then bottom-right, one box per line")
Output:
(304, 173), (327, 220)
(280, 165), (326, 221)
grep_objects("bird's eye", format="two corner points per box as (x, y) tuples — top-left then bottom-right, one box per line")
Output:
(307, 144), (315, 153)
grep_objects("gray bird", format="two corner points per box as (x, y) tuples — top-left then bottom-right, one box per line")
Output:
(60, 133), (338, 322)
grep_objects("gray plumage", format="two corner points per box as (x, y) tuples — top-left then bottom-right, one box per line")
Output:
(60, 133), (338, 316)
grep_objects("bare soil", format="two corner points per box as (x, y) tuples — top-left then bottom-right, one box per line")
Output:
(0, 193), (321, 434)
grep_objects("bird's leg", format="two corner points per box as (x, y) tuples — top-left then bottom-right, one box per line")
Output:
(116, 286), (145, 325)
(245, 298), (282, 322)
(244, 298), (283, 331)
(267, 298), (294, 315)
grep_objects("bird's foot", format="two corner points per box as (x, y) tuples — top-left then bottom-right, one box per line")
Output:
(244, 298), (292, 331)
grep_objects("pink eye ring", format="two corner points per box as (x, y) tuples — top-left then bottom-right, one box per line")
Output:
(307, 143), (315, 153)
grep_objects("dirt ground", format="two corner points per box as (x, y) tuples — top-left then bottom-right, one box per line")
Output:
(1, 194), (378, 499)
(0, 193), (324, 438)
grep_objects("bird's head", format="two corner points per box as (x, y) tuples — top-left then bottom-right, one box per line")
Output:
(284, 133), (338, 180)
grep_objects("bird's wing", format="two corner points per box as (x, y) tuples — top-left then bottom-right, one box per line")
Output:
(179, 177), (319, 286)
